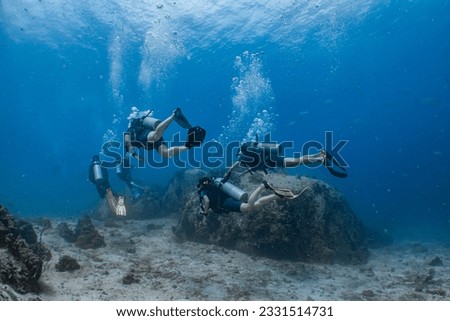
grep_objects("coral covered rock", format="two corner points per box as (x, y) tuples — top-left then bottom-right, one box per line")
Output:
(172, 171), (369, 264)
(55, 255), (81, 272)
(74, 215), (106, 249)
(57, 222), (76, 243)
(0, 205), (47, 293)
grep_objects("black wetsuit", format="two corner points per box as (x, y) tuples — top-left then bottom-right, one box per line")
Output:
(238, 142), (285, 173)
(126, 117), (166, 151)
(198, 186), (241, 214)
(116, 158), (133, 189)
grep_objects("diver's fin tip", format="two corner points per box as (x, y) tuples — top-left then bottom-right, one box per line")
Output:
(173, 107), (192, 129)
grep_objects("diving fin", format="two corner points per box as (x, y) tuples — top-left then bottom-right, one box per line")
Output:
(185, 125), (206, 148)
(324, 151), (348, 178)
(115, 196), (127, 216)
(106, 190), (127, 216)
(263, 180), (308, 199)
(290, 186), (310, 199)
(173, 107), (192, 129)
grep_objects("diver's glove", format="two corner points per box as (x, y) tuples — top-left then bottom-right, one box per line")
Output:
(185, 126), (206, 149)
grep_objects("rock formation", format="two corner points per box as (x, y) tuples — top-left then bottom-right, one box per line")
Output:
(0, 205), (48, 293)
(73, 215), (106, 249)
(55, 255), (81, 272)
(172, 170), (369, 264)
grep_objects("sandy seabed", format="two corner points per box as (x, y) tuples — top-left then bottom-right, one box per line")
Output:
(6, 217), (450, 301)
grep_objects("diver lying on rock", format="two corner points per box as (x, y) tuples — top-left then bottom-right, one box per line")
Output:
(197, 176), (308, 215)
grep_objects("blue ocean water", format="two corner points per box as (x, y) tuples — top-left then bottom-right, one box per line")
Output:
(0, 1), (449, 241)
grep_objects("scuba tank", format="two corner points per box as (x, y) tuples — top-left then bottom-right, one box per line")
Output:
(141, 114), (161, 130)
(256, 142), (282, 155)
(213, 178), (249, 202)
(129, 109), (161, 130)
(92, 160), (104, 183)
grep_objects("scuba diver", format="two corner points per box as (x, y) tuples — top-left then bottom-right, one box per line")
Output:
(224, 137), (347, 179)
(88, 155), (127, 216)
(197, 176), (308, 215)
(124, 106), (206, 160)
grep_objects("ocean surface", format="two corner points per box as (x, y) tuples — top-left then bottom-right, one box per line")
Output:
(1, 0), (449, 241)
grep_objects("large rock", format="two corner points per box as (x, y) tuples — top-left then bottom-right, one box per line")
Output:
(74, 215), (106, 249)
(57, 222), (76, 243)
(0, 205), (47, 293)
(164, 169), (208, 214)
(126, 189), (164, 219)
(15, 219), (38, 245)
(172, 171), (369, 264)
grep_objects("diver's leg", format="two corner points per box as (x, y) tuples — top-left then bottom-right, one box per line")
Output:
(283, 150), (326, 167)
(247, 184), (265, 206)
(147, 112), (176, 142)
(240, 184), (266, 212)
(240, 192), (279, 212)
(252, 194), (280, 211)
(157, 144), (189, 158)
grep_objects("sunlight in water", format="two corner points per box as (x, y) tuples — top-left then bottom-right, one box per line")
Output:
(219, 51), (275, 144)
(1, 0), (383, 143)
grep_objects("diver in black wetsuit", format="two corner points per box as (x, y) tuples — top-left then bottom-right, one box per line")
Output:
(197, 176), (306, 215)
(124, 107), (206, 160)
(88, 155), (111, 199)
(225, 139), (347, 179)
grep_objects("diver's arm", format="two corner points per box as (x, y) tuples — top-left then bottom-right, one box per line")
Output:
(201, 195), (210, 214)
(124, 133), (134, 154)
(283, 150), (326, 167)
(124, 133), (142, 161)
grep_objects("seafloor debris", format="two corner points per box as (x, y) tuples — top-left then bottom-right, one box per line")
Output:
(122, 272), (140, 285)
